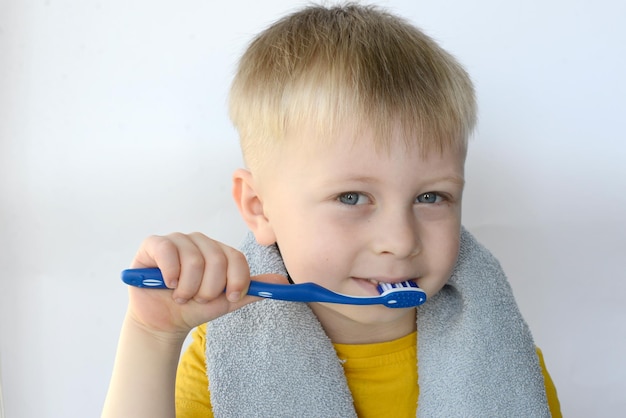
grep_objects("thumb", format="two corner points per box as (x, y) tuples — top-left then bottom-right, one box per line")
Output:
(226, 273), (290, 310)
(251, 273), (291, 285)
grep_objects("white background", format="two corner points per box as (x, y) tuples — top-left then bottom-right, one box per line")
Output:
(1, 0), (625, 416)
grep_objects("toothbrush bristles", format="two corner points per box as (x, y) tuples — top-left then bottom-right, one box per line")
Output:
(377, 280), (418, 293)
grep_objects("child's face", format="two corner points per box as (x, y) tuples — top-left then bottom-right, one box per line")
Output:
(252, 126), (465, 340)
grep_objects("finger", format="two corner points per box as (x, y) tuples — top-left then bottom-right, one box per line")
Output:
(186, 233), (231, 303)
(131, 235), (182, 289)
(222, 247), (251, 303)
(167, 232), (207, 303)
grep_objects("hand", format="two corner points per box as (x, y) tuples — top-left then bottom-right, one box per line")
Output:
(126, 232), (287, 340)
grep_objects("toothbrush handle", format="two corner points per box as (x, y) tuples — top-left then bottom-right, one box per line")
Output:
(121, 268), (382, 305)
(247, 281), (381, 305)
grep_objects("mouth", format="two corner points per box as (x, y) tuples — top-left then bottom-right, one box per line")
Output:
(352, 277), (418, 294)
(359, 277), (417, 286)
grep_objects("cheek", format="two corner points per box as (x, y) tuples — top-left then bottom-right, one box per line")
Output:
(439, 232), (461, 277)
(424, 224), (461, 271)
(281, 247), (332, 285)
(278, 224), (356, 283)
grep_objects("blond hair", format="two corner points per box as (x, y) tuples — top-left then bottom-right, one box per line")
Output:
(229, 3), (476, 171)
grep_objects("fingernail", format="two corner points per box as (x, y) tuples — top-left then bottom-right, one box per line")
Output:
(175, 297), (188, 304)
(227, 291), (241, 303)
(170, 280), (178, 288)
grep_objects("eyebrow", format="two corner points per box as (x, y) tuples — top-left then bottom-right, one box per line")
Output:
(436, 175), (466, 187)
(323, 175), (465, 187)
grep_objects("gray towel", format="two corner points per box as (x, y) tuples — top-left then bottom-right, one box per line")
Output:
(206, 227), (550, 417)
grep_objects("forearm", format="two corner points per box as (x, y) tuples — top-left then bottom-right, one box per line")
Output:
(102, 313), (186, 418)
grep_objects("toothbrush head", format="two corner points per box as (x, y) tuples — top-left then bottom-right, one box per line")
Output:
(376, 281), (427, 308)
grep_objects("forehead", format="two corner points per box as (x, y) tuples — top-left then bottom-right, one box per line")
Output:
(253, 124), (466, 202)
(259, 138), (464, 205)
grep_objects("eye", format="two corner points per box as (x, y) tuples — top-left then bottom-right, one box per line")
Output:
(416, 192), (442, 204)
(338, 192), (369, 206)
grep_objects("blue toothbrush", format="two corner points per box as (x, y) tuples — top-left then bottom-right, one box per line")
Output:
(121, 268), (426, 308)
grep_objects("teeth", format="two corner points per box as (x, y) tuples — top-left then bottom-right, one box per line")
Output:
(362, 277), (413, 286)
(367, 278), (399, 286)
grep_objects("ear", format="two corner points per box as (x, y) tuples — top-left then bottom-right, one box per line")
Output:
(232, 168), (276, 245)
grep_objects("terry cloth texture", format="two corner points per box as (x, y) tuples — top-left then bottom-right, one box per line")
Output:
(205, 227), (550, 417)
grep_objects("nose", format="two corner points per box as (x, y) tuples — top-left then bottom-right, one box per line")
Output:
(370, 207), (421, 259)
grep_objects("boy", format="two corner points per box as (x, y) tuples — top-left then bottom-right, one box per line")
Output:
(103, 3), (560, 417)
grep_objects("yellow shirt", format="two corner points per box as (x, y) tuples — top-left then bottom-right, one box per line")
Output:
(176, 324), (561, 417)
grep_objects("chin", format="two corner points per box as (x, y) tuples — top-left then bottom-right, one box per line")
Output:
(329, 303), (414, 323)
